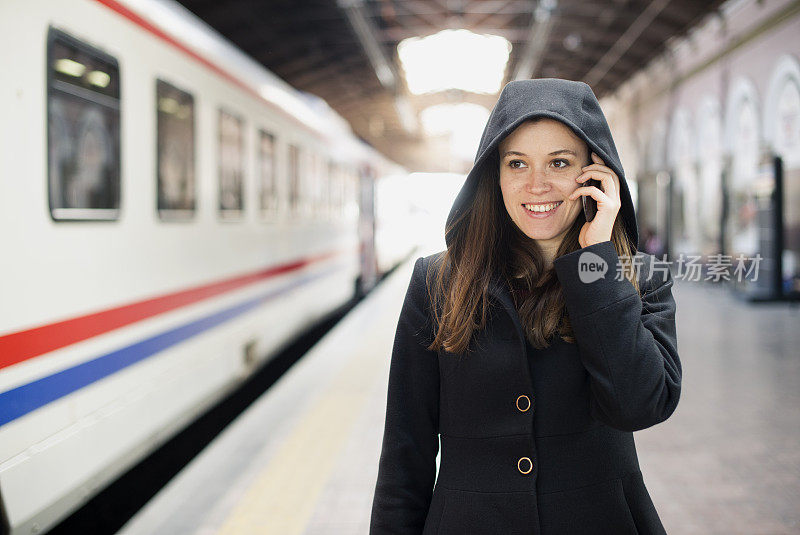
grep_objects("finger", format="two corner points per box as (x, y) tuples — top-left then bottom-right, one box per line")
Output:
(581, 155), (615, 180)
(577, 169), (618, 202)
(570, 186), (620, 229)
(568, 185), (608, 205)
(581, 163), (612, 173)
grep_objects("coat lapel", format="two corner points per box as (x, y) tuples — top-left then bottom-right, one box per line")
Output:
(488, 274), (536, 405)
(488, 274), (526, 345)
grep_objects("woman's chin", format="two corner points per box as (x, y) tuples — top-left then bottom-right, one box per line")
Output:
(516, 221), (563, 241)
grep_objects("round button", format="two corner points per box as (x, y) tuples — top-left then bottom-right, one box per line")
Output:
(516, 394), (531, 412)
(518, 457), (533, 474)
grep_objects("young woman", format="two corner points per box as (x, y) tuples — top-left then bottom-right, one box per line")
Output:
(370, 78), (682, 535)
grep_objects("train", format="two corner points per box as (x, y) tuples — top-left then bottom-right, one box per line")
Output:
(0, 0), (417, 533)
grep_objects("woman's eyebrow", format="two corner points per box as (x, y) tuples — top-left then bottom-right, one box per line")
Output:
(502, 149), (577, 158)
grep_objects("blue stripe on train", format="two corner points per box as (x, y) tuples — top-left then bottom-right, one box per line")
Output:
(0, 265), (345, 427)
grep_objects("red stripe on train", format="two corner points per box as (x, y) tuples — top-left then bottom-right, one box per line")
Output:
(0, 249), (347, 371)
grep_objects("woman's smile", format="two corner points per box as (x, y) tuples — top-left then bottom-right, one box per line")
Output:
(522, 200), (563, 218)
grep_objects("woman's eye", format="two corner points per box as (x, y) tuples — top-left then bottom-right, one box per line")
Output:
(509, 160), (527, 169)
(553, 159), (569, 169)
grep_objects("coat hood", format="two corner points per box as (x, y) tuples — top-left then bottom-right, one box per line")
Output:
(444, 78), (638, 252)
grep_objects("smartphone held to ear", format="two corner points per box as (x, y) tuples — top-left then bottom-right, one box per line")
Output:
(581, 178), (601, 222)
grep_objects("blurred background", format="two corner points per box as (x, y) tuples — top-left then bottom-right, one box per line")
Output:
(0, 0), (798, 534)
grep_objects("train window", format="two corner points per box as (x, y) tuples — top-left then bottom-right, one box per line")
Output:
(288, 144), (300, 215)
(218, 109), (244, 217)
(47, 27), (120, 221)
(316, 153), (330, 217)
(344, 167), (358, 219)
(308, 151), (320, 218)
(156, 79), (195, 218)
(328, 160), (340, 218)
(307, 152), (317, 216)
(258, 130), (278, 217)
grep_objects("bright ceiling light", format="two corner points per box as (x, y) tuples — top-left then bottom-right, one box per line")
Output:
(54, 58), (86, 77)
(159, 97), (180, 115)
(563, 33), (582, 51)
(420, 103), (490, 160)
(87, 70), (111, 88)
(397, 29), (511, 95)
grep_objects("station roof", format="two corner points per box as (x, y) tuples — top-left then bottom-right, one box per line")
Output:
(176, 0), (726, 172)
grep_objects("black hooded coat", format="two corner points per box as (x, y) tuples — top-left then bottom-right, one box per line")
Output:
(369, 79), (682, 534)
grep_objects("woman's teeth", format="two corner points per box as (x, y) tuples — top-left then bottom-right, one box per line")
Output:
(523, 201), (562, 213)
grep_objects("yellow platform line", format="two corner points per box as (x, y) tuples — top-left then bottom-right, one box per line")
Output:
(215, 307), (396, 534)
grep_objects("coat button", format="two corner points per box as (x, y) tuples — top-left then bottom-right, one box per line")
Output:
(516, 394), (531, 412)
(518, 457), (533, 474)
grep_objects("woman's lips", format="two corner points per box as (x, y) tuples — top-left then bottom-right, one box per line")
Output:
(522, 201), (562, 219)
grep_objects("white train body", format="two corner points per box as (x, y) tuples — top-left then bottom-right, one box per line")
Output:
(0, 0), (410, 533)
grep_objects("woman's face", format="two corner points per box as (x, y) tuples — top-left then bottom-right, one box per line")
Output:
(498, 118), (590, 245)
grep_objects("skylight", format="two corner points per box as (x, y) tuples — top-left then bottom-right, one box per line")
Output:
(397, 29), (512, 95)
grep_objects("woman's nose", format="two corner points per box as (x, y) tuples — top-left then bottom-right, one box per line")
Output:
(523, 168), (551, 192)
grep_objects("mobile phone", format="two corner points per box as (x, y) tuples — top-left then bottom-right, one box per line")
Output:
(582, 178), (602, 222)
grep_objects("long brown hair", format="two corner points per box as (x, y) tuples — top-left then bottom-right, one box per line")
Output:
(426, 146), (640, 355)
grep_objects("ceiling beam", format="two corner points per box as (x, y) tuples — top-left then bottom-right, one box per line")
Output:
(336, 0), (419, 134)
(337, 0), (399, 90)
(553, 15), (683, 47)
(547, 46), (641, 74)
(584, 0), (672, 86)
(462, 0), (533, 27)
(289, 56), (368, 88)
(266, 51), (359, 76)
(512, 0), (557, 80)
(388, 0), (443, 31)
(376, 8), (687, 46)
(399, 0), (535, 15)
(233, 27), (360, 51)
(379, 26), (530, 42)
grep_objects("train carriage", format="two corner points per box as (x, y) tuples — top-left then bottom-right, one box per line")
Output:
(0, 1), (412, 533)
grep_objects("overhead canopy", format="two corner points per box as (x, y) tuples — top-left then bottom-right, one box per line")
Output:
(177, 0), (726, 172)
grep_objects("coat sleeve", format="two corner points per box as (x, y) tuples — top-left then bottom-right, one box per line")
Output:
(552, 240), (682, 432)
(369, 256), (440, 534)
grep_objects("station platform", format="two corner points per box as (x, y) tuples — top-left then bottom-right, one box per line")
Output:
(116, 252), (800, 535)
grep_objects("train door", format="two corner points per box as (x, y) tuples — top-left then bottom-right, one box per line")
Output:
(357, 163), (377, 296)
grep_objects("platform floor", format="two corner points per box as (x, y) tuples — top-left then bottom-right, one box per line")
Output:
(117, 251), (800, 535)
